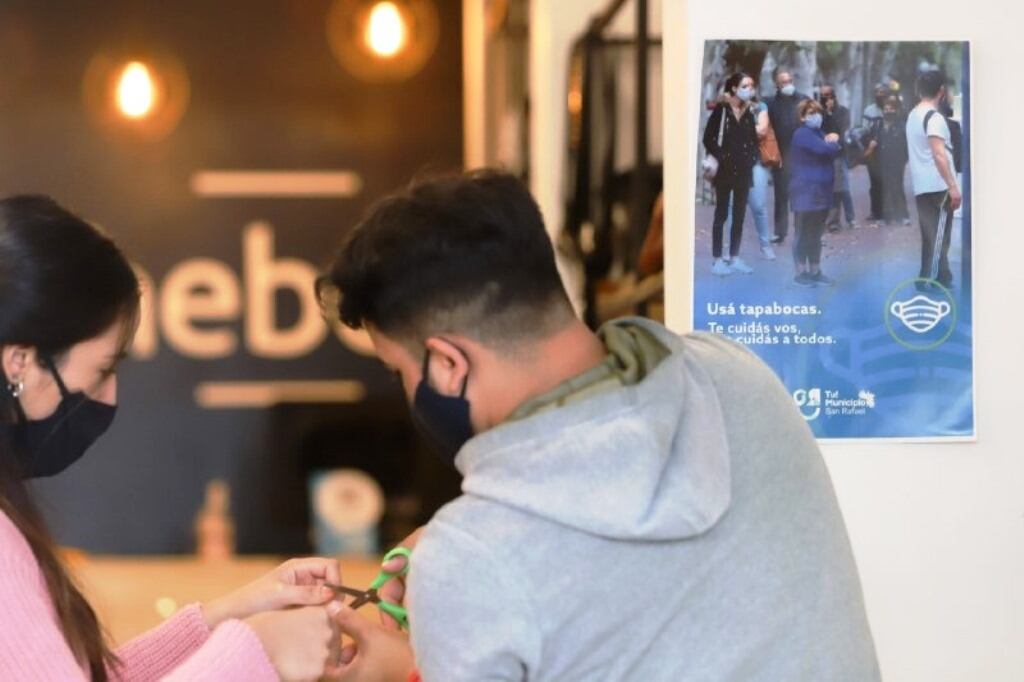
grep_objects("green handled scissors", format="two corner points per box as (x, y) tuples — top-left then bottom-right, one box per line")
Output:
(325, 547), (412, 629)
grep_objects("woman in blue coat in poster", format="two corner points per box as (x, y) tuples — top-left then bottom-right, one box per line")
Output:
(788, 98), (843, 287)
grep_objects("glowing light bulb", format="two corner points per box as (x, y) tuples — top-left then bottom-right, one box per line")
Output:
(366, 2), (406, 58)
(116, 61), (155, 119)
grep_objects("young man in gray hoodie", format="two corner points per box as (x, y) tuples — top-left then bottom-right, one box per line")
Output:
(320, 170), (880, 682)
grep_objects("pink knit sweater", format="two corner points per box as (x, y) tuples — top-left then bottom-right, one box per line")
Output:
(0, 510), (279, 680)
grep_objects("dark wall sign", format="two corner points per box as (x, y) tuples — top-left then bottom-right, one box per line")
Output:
(0, 0), (464, 553)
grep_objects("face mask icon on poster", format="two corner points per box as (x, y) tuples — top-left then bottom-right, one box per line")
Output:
(889, 295), (952, 334)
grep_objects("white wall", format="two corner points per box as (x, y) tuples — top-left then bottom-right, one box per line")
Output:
(529, 1), (1024, 680)
(662, 2), (1024, 681)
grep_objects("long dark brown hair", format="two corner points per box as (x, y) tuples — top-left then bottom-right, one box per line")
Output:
(0, 195), (140, 679)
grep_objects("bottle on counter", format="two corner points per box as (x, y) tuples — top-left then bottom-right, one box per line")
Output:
(195, 478), (235, 560)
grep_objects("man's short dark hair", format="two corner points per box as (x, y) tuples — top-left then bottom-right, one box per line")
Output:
(318, 169), (574, 350)
(917, 70), (946, 99)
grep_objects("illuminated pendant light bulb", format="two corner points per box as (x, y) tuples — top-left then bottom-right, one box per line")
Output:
(366, 2), (406, 58)
(116, 61), (156, 119)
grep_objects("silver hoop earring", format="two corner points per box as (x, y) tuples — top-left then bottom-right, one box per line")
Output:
(7, 379), (24, 398)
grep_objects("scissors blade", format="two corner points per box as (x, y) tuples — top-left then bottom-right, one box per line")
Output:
(323, 583), (371, 601)
(348, 589), (380, 610)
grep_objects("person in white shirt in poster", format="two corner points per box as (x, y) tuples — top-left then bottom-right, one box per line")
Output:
(905, 70), (962, 289)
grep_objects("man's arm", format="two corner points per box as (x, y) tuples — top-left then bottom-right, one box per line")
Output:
(929, 135), (962, 210)
(408, 520), (541, 682)
(839, 106), (851, 133)
(864, 122), (879, 158)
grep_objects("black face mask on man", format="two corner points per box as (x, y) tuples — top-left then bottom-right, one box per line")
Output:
(410, 349), (474, 470)
(7, 356), (117, 479)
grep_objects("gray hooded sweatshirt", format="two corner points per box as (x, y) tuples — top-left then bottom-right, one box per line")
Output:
(407, 319), (880, 682)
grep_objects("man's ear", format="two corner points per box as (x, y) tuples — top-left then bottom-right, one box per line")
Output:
(1, 345), (34, 386)
(423, 336), (470, 397)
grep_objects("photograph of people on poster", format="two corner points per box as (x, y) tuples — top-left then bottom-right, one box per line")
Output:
(693, 40), (973, 439)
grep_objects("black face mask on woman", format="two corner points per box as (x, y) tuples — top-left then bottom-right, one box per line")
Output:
(8, 356), (117, 479)
(410, 350), (474, 470)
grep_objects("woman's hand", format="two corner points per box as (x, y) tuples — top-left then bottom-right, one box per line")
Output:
(824, 132), (840, 144)
(376, 528), (424, 630)
(755, 110), (769, 139)
(203, 557), (342, 628)
(325, 604), (416, 682)
(247, 605), (341, 682)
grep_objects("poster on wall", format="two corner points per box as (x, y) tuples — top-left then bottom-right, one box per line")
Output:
(692, 40), (973, 440)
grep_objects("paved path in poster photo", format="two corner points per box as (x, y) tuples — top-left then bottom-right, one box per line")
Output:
(693, 163), (966, 295)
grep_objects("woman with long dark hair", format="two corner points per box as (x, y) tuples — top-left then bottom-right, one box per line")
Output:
(0, 196), (345, 680)
(703, 72), (760, 276)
